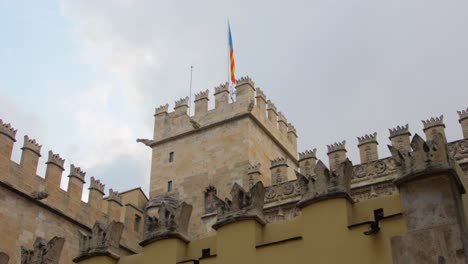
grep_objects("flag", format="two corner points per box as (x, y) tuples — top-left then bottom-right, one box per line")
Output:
(228, 22), (236, 84)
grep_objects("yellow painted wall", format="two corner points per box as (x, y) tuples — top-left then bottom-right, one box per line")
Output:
(77, 195), (407, 264)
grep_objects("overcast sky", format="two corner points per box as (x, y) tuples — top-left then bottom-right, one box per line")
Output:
(1, 0), (468, 199)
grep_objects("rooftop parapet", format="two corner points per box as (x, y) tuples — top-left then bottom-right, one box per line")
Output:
(46, 150), (65, 170)
(194, 89), (209, 101)
(22, 135), (42, 156)
(69, 164), (86, 183)
(270, 157), (287, 168)
(389, 124), (411, 139)
(154, 104), (169, 116)
(299, 149), (317, 161)
(327, 140), (347, 154)
(288, 123), (297, 136)
(422, 115), (445, 131)
(236, 76), (255, 87)
(212, 181), (266, 229)
(89, 176), (105, 194)
(174, 97), (189, 109)
(108, 189), (122, 205)
(296, 159), (353, 208)
(357, 132), (378, 146)
(214, 82), (229, 95)
(255, 88), (266, 101)
(458, 108), (468, 122)
(141, 200), (193, 246)
(74, 221), (124, 262)
(267, 100), (277, 113)
(0, 119), (17, 141)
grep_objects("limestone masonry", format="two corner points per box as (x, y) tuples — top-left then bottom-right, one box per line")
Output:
(1, 75), (468, 263)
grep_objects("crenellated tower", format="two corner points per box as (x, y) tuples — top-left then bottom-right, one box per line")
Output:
(140, 76), (299, 239)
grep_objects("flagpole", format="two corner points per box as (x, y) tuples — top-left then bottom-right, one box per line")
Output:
(189, 65), (193, 115)
(227, 19), (231, 101)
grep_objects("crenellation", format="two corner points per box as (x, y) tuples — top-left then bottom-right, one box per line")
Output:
(0, 119), (17, 141)
(194, 89), (209, 116)
(422, 115), (446, 141)
(69, 164), (86, 183)
(107, 189), (123, 222)
(45, 150), (65, 194)
(67, 164), (86, 205)
(389, 124), (411, 152)
(46, 150), (65, 170)
(277, 112), (288, 133)
(357, 132), (379, 163)
(89, 176), (105, 194)
(458, 107), (468, 139)
(214, 82), (230, 108)
(255, 88), (267, 114)
(270, 158), (288, 185)
(174, 96), (189, 115)
(298, 149), (317, 177)
(235, 76), (255, 104)
(267, 100), (278, 123)
(21, 135), (42, 156)
(327, 141), (347, 171)
(247, 163), (261, 188)
(108, 189), (123, 205)
(155, 104), (169, 116)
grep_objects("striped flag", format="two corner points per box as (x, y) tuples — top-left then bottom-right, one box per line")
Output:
(228, 22), (236, 84)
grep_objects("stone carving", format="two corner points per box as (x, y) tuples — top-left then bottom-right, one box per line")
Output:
(204, 185), (217, 214)
(327, 141), (346, 154)
(69, 164), (85, 183)
(248, 100), (255, 112)
(31, 191), (48, 200)
(155, 104), (169, 115)
(351, 181), (398, 202)
(141, 200), (193, 246)
(174, 97), (189, 109)
(21, 236), (65, 264)
(22, 135), (42, 155)
(297, 159), (353, 208)
(448, 139), (468, 161)
(351, 157), (396, 182)
(357, 132), (377, 146)
(194, 89), (209, 101)
(0, 252), (9, 264)
(389, 124), (410, 139)
(214, 82), (229, 94)
(189, 118), (201, 129)
(89, 177), (105, 194)
(421, 115), (445, 130)
(0, 119), (17, 141)
(212, 181), (266, 229)
(389, 133), (461, 185)
(45, 151), (65, 170)
(136, 138), (155, 146)
(74, 221), (124, 262)
(108, 189), (122, 205)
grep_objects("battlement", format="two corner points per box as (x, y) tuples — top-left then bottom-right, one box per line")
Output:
(270, 157), (287, 168)
(327, 140), (347, 154)
(389, 124), (410, 139)
(357, 132), (377, 146)
(0, 119), (17, 141)
(459, 108), (468, 122)
(422, 115), (445, 131)
(298, 149), (317, 161)
(148, 76), (298, 158)
(0, 118), (147, 253)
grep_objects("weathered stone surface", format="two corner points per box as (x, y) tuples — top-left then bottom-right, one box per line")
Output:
(296, 159), (353, 208)
(140, 200), (192, 246)
(212, 181), (266, 229)
(21, 236), (65, 264)
(74, 221), (124, 262)
(0, 252), (9, 264)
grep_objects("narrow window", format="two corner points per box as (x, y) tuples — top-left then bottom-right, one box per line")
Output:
(134, 215), (141, 232)
(168, 180), (173, 192)
(169, 151), (174, 162)
(202, 248), (211, 258)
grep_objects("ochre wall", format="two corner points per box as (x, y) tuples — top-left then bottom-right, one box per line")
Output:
(93, 195), (407, 264)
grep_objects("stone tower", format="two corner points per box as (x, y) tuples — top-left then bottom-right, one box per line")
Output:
(139, 77), (298, 239)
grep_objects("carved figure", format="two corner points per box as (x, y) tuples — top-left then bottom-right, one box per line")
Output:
(21, 237), (65, 264)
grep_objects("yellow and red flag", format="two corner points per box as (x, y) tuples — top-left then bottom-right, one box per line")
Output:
(228, 22), (236, 84)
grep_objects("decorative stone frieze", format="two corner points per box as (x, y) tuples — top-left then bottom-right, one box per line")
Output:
(296, 159), (353, 208)
(73, 221), (124, 262)
(0, 119), (17, 141)
(45, 151), (65, 171)
(21, 236), (65, 264)
(140, 200), (193, 246)
(22, 135), (42, 156)
(212, 181), (266, 229)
